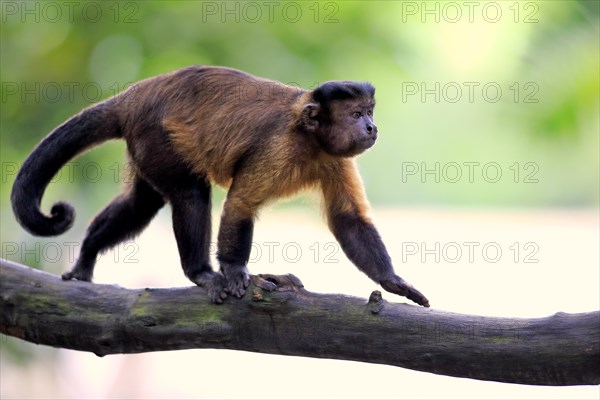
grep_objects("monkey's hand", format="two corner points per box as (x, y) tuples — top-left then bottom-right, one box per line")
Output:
(191, 271), (228, 304)
(380, 275), (430, 307)
(222, 263), (250, 298)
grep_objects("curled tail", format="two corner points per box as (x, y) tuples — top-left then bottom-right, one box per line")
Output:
(11, 101), (122, 236)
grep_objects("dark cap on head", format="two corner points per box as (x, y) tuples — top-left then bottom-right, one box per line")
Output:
(313, 81), (375, 103)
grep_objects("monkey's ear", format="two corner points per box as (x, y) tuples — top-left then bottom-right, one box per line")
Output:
(300, 103), (320, 132)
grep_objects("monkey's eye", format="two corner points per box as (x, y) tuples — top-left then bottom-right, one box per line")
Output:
(352, 112), (362, 119)
(367, 110), (373, 117)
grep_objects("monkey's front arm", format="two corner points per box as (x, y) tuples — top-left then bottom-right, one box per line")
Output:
(328, 212), (430, 307)
(321, 160), (430, 307)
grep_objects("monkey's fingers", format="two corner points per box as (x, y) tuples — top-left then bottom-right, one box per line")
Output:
(406, 286), (430, 308)
(191, 271), (228, 304)
(209, 287), (228, 304)
(223, 265), (250, 298)
(380, 276), (430, 307)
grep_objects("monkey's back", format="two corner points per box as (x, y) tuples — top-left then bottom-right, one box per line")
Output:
(117, 66), (308, 187)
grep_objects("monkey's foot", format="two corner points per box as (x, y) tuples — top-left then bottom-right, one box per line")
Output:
(221, 264), (250, 298)
(380, 275), (430, 307)
(191, 271), (228, 304)
(61, 267), (93, 282)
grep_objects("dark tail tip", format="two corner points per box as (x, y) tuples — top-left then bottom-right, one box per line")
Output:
(12, 197), (75, 237)
(48, 201), (75, 234)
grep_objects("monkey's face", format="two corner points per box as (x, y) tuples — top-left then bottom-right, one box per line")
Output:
(318, 98), (378, 157)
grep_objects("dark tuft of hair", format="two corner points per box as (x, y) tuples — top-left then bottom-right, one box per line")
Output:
(313, 81), (375, 103)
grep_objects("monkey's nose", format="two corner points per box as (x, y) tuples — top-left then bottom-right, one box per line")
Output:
(366, 124), (377, 135)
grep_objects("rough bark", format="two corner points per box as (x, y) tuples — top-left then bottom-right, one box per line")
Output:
(1, 258), (598, 386)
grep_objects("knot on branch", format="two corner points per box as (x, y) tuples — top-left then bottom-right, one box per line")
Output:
(368, 290), (385, 314)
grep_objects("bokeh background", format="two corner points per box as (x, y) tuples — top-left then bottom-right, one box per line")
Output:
(1, 1), (598, 399)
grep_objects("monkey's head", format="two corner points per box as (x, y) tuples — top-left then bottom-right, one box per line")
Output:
(301, 81), (377, 157)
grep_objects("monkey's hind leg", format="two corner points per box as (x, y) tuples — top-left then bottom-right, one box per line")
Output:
(62, 176), (165, 282)
(169, 177), (227, 303)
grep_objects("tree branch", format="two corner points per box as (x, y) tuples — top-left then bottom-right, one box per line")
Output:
(1, 258), (598, 386)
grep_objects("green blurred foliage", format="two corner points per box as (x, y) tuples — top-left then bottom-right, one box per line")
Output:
(1, 0), (598, 223)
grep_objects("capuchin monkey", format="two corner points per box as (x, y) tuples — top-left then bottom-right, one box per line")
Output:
(11, 66), (430, 307)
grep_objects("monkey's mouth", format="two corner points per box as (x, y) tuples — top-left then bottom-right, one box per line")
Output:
(356, 136), (377, 151)
(347, 137), (376, 156)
